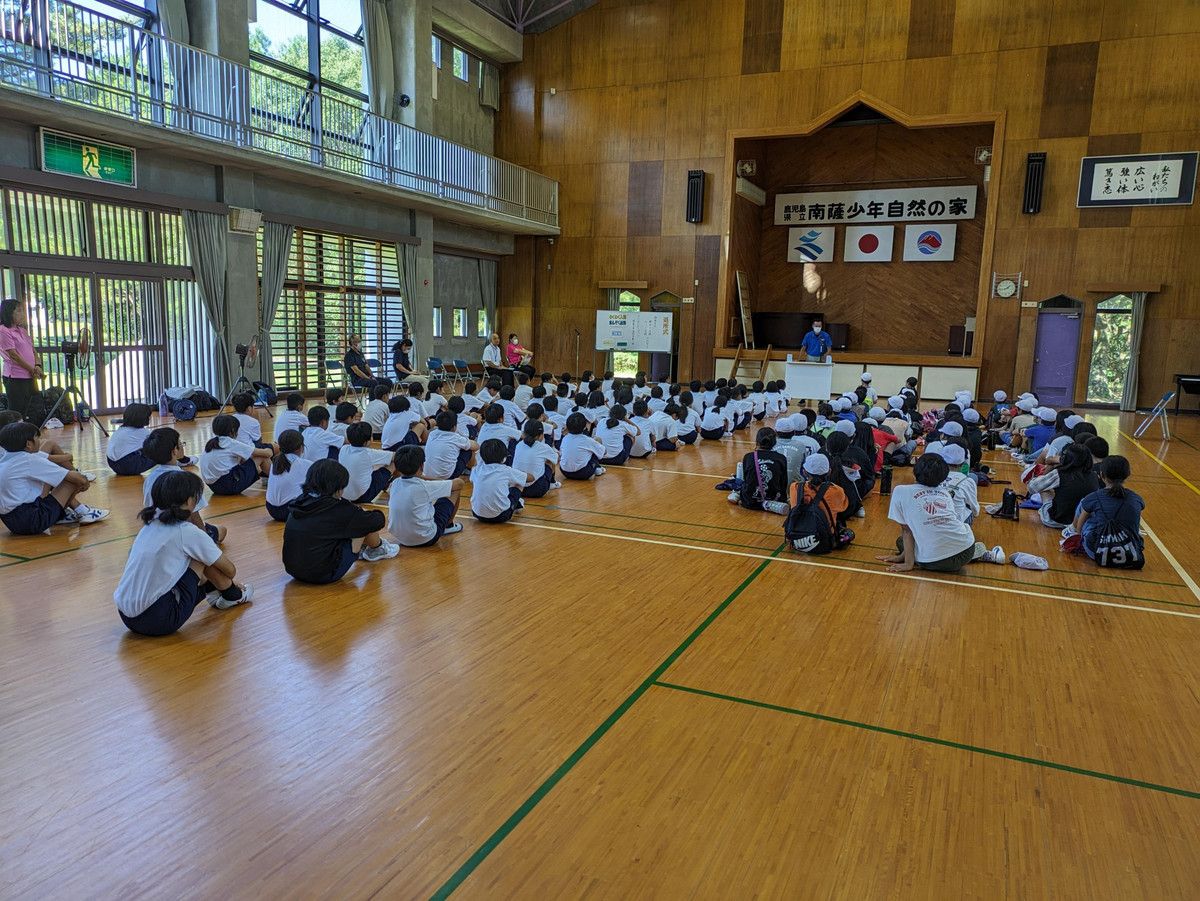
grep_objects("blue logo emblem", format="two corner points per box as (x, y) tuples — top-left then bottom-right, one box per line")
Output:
(795, 229), (824, 261)
(917, 231), (943, 255)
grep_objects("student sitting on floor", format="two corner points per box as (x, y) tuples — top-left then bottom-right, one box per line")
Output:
(107, 402), (165, 475)
(647, 402), (680, 452)
(329, 401), (360, 440)
(283, 459), (398, 583)
(0, 410), (92, 476)
(1028, 442), (1099, 530)
(424, 379), (451, 420)
(339, 421), (396, 504)
(362, 384), (392, 439)
(928, 442), (978, 525)
(700, 395), (733, 441)
(628, 400), (657, 458)
(275, 392), (309, 435)
(325, 386), (346, 408)
(142, 427), (226, 543)
(594, 404), (639, 465)
(513, 372), (534, 412)
(730, 426), (789, 512)
(477, 403), (522, 463)
(786, 453), (849, 550)
(512, 419), (560, 497)
(388, 445), (464, 546)
(380, 395), (425, 450)
(470, 438), (534, 524)
(231, 392), (273, 451)
(266, 430), (311, 522)
(199, 414), (272, 495)
(1072, 455), (1145, 568)
(0, 421), (108, 532)
(424, 410), (477, 479)
(113, 470), (250, 636)
(559, 412), (606, 480)
(772, 417), (810, 485)
(302, 406), (345, 461)
(672, 397), (701, 445)
(876, 453), (1005, 573)
(1078, 434), (1109, 475)
(647, 385), (668, 414)
(447, 395), (481, 441)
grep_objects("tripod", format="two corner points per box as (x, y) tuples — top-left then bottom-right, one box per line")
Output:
(39, 352), (109, 437)
(217, 351), (274, 418)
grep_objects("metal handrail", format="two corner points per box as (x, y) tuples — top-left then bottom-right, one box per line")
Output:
(0, 0), (558, 228)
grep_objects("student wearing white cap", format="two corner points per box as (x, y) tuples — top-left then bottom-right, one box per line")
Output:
(859, 372), (877, 403)
(959, 407), (984, 467)
(1003, 396), (1038, 447)
(784, 452), (851, 553)
(987, 390), (1012, 426)
(774, 417), (819, 485)
(929, 442), (978, 524)
(1021, 406), (1058, 457)
(881, 399), (917, 464)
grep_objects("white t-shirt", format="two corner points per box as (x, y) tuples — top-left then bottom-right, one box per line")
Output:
(764, 392), (785, 416)
(233, 412), (262, 444)
(423, 394), (449, 419)
(302, 426), (344, 462)
(107, 426), (150, 461)
(888, 483), (976, 563)
(424, 429), (472, 478)
(275, 409), (309, 436)
(496, 399), (525, 429)
(362, 399), (390, 434)
(381, 410), (421, 449)
(478, 422), (522, 447)
(747, 392), (767, 415)
(389, 477), (452, 546)
(461, 392), (485, 413)
(559, 433), (605, 472)
(113, 520), (222, 617)
(512, 439), (558, 480)
(265, 454), (312, 507)
(453, 414), (474, 439)
(144, 463), (209, 513)
(647, 397), (667, 413)
(514, 384), (534, 411)
(701, 408), (731, 433)
(632, 385), (651, 399)
(594, 419), (638, 458)
(676, 408), (700, 436)
(470, 462), (527, 518)
(943, 472), (980, 522)
(339, 444), (394, 500)
(630, 417), (655, 455)
(328, 421), (351, 440)
(199, 436), (254, 484)
(0, 451), (69, 513)
(647, 410), (678, 443)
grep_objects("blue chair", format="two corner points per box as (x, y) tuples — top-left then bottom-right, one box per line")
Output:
(427, 357), (447, 384)
(1134, 390), (1175, 441)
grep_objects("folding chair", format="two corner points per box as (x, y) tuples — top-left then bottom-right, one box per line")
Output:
(451, 360), (472, 391)
(324, 360), (362, 406)
(1133, 390), (1175, 441)
(427, 357), (447, 384)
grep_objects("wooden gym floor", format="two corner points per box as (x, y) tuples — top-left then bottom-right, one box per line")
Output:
(3, 405), (1200, 899)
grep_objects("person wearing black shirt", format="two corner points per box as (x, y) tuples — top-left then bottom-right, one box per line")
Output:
(343, 334), (378, 390)
(391, 338), (428, 390)
(734, 427), (789, 511)
(822, 430), (875, 521)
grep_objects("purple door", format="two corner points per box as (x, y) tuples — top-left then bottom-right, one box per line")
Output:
(1031, 311), (1082, 406)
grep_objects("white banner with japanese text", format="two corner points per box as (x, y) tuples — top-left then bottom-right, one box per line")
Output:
(774, 185), (977, 226)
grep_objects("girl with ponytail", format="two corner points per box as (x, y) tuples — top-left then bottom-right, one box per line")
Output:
(266, 430), (312, 522)
(199, 414), (272, 495)
(114, 470), (251, 636)
(512, 419), (561, 497)
(594, 404), (639, 465)
(1073, 455), (1145, 564)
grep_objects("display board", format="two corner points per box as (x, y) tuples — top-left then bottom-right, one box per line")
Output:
(595, 310), (674, 352)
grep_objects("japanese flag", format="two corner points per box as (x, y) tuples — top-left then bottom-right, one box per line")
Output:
(903, 223), (957, 261)
(843, 225), (894, 262)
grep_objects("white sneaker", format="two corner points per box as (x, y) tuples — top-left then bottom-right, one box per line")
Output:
(74, 506), (109, 525)
(594, 466), (607, 476)
(549, 481), (562, 490)
(855, 507), (866, 518)
(80, 471), (97, 482)
(361, 539), (399, 561)
(58, 506), (79, 524)
(985, 545), (1006, 565)
(984, 502), (1002, 515)
(443, 522), (463, 535)
(211, 584), (253, 608)
(727, 490), (740, 502)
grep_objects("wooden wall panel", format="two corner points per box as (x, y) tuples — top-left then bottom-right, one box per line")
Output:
(627, 161), (664, 236)
(496, 0), (1200, 405)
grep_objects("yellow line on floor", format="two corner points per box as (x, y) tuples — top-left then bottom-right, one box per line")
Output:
(1119, 430), (1200, 498)
(513, 520), (1200, 620)
(1142, 519), (1200, 603)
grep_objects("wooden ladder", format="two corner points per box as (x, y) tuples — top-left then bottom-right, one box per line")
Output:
(729, 343), (773, 382)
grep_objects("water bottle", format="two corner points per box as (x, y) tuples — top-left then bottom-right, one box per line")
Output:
(159, 391), (170, 420)
(880, 464), (893, 495)
(762, 500), (790, 515)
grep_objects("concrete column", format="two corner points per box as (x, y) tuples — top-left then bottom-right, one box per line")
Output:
(182, 0), (218, 54)
(216, 167), (261, 386)
(389, 0), (433, 131)
(409, 209), (435, 365)
(214, 0), (250, 65)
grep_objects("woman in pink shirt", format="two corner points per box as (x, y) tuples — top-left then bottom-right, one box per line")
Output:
(506, 333), (535, 376)
(0, 299), (41, 420)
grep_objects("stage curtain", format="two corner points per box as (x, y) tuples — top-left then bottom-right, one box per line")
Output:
(259, 221), (295, 382)
(183, 210), (230, 395)
(360, 0), (395, 117)
(156, 0), (189, 43)
(478, 61), (500, 111)
(1120, 291), (1147, 412)
(395, 242), (419, 361)
(478, 258), (496, 341)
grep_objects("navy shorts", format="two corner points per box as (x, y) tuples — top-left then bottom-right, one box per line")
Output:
(522, 462), (555, 498)
(474, 486), (523, 523)
(700, 427), (725, 441)
(108, 449), (154, 476)
(562, 454), (600, 481)
(119, 568), (204, 637)
(266, 499), (292, 522)
(451, 448), (472, 479)
(306, 539), (360, 584)
(352, 466), (393, 504)
(208, 459), (260, 495)
(412, 497), (456, 547)
(655, 437), (677, 452)
(601, 435), (633, 466)
(1, 494), (64, 534)
(679, 431), (698, 445)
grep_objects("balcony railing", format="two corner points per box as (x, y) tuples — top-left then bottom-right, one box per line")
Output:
(0, 0), (558, 229)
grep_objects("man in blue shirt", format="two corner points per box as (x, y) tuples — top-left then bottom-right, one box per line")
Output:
(800, 317), (833, 360)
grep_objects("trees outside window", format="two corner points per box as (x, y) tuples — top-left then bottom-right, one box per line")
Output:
(1086, 295), (1133, 404)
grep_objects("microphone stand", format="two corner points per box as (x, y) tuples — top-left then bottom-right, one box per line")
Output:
(574, 329), (581, 378)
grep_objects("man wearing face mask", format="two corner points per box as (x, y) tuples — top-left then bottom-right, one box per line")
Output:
(800, 316), (833, 361)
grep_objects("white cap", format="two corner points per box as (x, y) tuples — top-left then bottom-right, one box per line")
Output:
(954, 390), (973, 405)
(1018, 392), (1034, 400)
(888, 395), (905, 410)
(1037, 407), (1056, 423)
(941, 421), (964, 437)
(962, 408), (981, 424)
(923, 440), (946, 457)
(868, 406), (886, 422)
(838, 397), (853, 412)
(1016, 398), (1036, 412)
(1064, 414), (1085, 428)
(861, 372), (873, 382)
(994, 390), (1007, 402)
(775, 417), (795, 434)
(803, 454), (830, 476)
(834, 420), (856, 436)
(934, 443), (967, 466)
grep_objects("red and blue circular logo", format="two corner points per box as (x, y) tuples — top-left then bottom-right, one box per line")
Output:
(916, 231), (943, 255)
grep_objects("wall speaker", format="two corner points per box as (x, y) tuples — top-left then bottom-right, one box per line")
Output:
(686, 169), (705, 223)
(1022, 152), (1046, 214)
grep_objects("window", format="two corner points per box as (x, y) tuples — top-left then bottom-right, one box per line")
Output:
(266, 227), (407, 392)
(1086, 295), (1134, 405)
(432, 34), (441, 67)
(432, 307), (442, 338)
(476, 309), (488, 338)
(250, 0), (366, 104)
(612, 290), (641, 377)
(451, 308), (467, 337)
(452, 47), (468, 81)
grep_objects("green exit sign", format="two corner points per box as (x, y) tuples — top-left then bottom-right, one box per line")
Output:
(39, 128), (136, 187)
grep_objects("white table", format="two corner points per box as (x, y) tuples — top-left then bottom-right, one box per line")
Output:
(784, 360), (834, 402)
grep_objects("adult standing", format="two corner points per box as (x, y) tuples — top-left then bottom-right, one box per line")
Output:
(800, 316), (834, 361)
(0, 299), (42, 420)
(483, 333), (513, 386)
(391, 338), (428, 391)
(343, 334), (379, 391)
(506, 333), (536, 377)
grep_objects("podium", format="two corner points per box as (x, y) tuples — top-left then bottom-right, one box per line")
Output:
(785, 360), (833, 402)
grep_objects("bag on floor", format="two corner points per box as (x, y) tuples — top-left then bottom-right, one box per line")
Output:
(252, 381), (278, 405)
(989, 487), (1019, 521)
(920, 409), (941, 434)
(784, 482), (836, 554)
